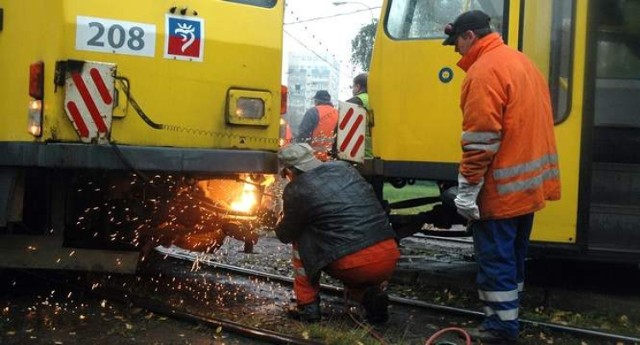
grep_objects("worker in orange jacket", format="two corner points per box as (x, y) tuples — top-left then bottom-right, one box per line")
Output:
(443, 10), (561, 344)
(296, 90), (339, 161)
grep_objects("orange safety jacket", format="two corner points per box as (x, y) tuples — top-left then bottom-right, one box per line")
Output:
(311, 104), (338, 152)
(311, 104), (338, 160)
(457, 33), (561, 219)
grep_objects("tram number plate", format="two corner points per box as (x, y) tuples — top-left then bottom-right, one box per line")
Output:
(76, 16), (156, 57)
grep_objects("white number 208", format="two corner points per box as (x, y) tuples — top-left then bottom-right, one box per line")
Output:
(76, 16), (156, 57)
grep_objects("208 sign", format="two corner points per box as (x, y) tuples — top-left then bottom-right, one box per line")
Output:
(76, 16), (156, 57)
(86, 22), (145, 50)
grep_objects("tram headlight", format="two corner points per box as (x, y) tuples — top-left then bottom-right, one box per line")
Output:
(226, 89), (271, 126)
(235, 98), (264, 119)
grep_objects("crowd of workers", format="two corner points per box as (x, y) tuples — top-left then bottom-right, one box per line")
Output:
(274, 10), (561, 345)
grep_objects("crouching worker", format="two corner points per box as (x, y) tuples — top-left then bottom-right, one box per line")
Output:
(275, 143), (400, 324)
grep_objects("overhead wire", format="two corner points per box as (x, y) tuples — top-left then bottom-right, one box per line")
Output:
(283, 30), (354, 81)
(284, 8), (378, 25)
(283, 2), (377, 79)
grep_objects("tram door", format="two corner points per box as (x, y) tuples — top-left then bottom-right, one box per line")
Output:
(519, 1), (580, 245)
(584, 0), (640, 254)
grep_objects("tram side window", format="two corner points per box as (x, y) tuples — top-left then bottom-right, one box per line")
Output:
(594, 0), (640, 128)
(521, 1), (574, 124)
(385, 0), (505, 40)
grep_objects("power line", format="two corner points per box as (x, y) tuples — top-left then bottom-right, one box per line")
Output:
(283, 30), (353, 80)
(284, 7), (380, 25)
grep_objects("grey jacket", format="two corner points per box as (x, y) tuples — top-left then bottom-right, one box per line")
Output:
(275, 161), (395, 279)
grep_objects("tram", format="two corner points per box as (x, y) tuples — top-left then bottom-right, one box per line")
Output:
(365, 0), (640, 263)
(0, 0), (284, 272)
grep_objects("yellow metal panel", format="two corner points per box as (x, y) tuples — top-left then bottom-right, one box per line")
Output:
(521, 1), (552, 76)
(0, 0), (66, 142)
(227, 89), (272, 127)
(369, 34), (463, 164)
(371, 0), (588, 245)
(505, 1), (522, 47)
(531, 1), (588, 244)
(370, 1), (523, 165)
(0, 0), (283, 151)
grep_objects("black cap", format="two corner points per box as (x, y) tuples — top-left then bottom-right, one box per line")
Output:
(442, 10), (491, 46)
(312, 90), (331, 102)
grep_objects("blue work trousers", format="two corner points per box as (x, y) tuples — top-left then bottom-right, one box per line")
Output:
(471, 213), (534, 339)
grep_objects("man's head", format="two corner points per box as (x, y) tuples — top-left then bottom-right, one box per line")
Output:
(442, 10), (492, 55)
(278, 143), (322, 179)
(312, 90), (331, 105)
(352, 73), (368, 96)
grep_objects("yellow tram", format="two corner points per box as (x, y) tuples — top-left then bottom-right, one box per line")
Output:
(366, 0), (640, 262)
(0, 0), (284, 272)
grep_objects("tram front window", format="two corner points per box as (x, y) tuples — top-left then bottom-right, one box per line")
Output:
(386, 0), (505, 40)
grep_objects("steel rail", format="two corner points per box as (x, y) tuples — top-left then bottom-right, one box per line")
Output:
(125, 295), (323, 345)
(161, 249), (640, 344)
(20, 269), (322, 345)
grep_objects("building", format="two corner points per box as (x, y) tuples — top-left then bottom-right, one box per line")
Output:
(286, 51), (340, 137)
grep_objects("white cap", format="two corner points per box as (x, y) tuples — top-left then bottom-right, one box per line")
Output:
(278, 143), (323, 171)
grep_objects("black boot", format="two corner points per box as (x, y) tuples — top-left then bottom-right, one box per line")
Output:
(465, 327), (518, 344)
(288, 301), (321, 323)
(362, 287), (389, 324)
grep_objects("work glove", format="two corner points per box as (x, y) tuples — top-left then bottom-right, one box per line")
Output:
(454, 174), (483, 221)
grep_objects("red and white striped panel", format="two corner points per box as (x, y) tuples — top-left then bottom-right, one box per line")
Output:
(63, 62), (115, 143)
(336, 101), (366, 164)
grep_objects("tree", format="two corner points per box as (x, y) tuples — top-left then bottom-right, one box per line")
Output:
(350, 19), (378, 72)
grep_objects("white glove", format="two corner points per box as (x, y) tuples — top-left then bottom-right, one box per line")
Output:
(454, 174), (483, 220)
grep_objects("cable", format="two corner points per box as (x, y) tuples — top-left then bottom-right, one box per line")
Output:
(425, 327), (471, 345)
(109, 140), (151, 184)
(284, 8), (378, 25)
(284, 30), (353, 81)
(114, 77), (279, 144)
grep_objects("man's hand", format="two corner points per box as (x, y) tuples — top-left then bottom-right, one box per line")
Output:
(455, 174), (483, 221)
(454, 196), (480, 220)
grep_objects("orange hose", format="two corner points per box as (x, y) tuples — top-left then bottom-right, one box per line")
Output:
(425, 327), (472, 345)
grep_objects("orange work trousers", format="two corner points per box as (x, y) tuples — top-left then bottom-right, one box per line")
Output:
(292, 238), (400, 306)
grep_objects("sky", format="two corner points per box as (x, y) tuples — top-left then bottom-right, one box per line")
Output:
(282, 0), (383, 99)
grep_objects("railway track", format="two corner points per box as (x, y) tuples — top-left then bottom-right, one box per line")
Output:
(10, 245), (639, 345)
(155, 245), (640, 344)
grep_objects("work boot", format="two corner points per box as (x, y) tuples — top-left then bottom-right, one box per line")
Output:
(465, 327), (518, 344)
(287, 301), (321, 323)
(362, 287), (389, 324)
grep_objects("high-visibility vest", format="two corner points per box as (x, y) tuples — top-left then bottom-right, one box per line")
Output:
(356, 93), (373, 158)
(310, 104), (338, 157)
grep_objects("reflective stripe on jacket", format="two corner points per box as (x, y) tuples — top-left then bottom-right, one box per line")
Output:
(311, 104), (338, 154)
(457, 33), (561, 219)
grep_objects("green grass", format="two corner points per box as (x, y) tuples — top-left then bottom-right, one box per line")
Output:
(383, 181), (440, 215)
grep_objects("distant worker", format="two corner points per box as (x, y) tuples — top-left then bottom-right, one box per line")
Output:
(346, 73), (373, 158)
(296, 90), (339, 160)
(275, 143), (399, 324)
(443, 10), (561, 344)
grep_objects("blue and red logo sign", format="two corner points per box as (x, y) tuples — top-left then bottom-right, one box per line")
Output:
(164, 15), (205, 61)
